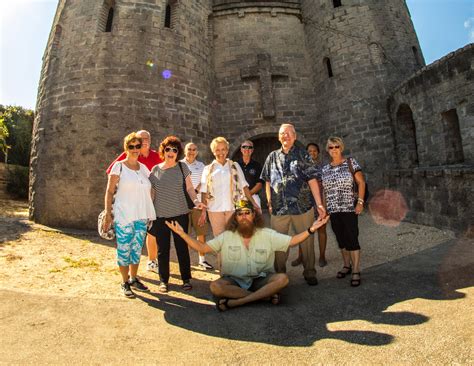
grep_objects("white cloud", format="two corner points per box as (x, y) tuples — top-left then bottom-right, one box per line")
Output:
(464, 17), (474, 42)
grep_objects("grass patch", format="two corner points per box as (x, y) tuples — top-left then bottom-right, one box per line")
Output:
(62, 256), (99, 269)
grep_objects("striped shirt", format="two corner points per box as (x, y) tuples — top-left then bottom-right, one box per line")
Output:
(149, 163), (191, 218)
(180, 158), (206, 203)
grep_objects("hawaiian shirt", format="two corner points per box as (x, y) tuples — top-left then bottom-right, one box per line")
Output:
(260, 145), (320, 216)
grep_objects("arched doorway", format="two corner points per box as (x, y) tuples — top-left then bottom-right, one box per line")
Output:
(395, 104), (419, 169)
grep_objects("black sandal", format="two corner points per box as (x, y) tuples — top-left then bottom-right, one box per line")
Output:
(336, 266), (352, 279)
(216, 298), (231, 312)
(350, 272), (361, 287)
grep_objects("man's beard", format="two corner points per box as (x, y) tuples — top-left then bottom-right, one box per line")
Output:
(237, 220), (255, 238)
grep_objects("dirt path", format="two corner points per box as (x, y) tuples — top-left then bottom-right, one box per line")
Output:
(0, 199), (472, 364)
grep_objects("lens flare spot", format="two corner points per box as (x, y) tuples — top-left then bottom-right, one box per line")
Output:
(162, 69), (172, 79)
(146, 60), (155, 68)
(368, 189), (408, 227)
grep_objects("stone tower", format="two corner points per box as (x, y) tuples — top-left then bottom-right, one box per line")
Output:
(31, 0), (424, 229)
(302, 0), (424, 182)
(30, 0), (213, 228)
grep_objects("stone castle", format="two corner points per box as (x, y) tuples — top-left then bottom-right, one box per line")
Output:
(30, 0), (473, 233)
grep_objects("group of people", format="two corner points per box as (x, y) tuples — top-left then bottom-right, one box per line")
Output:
(101, 123), (366, 310)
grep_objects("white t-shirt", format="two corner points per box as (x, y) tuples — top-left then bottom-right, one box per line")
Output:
(180, 158), (205, 203)
(109, 162), (156, 225)
(200, 159), (249, 212)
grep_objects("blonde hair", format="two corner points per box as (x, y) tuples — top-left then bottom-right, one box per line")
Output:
(123, 132), (142, 152)
(210, 136), (229, 153)
(326, 136), (345, 152)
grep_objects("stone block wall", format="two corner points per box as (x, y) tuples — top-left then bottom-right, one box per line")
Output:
(388, 44), (474, 168)
(386, 44), (473, 235)
(384, 166), (474, 235)
(301, 0), (423, 186)
(30, 0), (213, 228)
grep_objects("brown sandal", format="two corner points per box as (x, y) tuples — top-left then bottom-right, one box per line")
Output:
(350, 273), (361, 287)
(270, 293), (281, 305)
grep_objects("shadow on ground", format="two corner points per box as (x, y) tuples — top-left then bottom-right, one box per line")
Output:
(134, 237), (473, 347)
(0, 217), (32, 244)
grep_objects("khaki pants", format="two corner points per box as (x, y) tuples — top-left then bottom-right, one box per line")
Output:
(208, 211), (234, 237)
(271, 208), (316, 279)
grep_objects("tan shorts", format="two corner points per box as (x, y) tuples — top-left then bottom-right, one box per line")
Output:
(188, 208), (208, 236)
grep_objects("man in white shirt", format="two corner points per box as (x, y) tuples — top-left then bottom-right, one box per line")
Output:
(181, 142), (213, 270)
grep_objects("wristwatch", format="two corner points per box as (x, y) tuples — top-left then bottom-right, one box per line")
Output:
(307, 226), (315, 235)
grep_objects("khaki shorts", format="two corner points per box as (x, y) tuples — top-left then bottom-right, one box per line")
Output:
(189, 208), (208, 236)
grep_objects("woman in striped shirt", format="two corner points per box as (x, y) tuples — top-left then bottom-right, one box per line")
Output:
(148, 136), (205, 293)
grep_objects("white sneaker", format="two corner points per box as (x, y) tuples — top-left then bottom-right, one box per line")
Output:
(199, 260), (214, 270)
(146, 260), (158, 273)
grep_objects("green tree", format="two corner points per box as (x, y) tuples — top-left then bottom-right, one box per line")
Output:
(0, 114), (10, 161)
(0, 105), (34, 166)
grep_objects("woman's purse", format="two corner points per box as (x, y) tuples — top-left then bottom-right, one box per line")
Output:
(98, 163), (123, 240)
(347, 157), (369, 204)
(178, 162), (195, 209)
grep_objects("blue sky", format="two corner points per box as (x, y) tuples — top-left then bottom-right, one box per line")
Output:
(0, 0), (473, 110)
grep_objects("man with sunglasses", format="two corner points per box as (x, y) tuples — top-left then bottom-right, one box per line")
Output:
(106, 130), (163, 274)
(261, 123), (326, 286)
(237, 140), (264, 208)
(165, 200), (329, 311)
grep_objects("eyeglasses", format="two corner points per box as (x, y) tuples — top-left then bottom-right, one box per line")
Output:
(241, 146), (254, 150)
(328, 145), (340, 150)
(236, 210), (252, 216)
(164, 147), (178, 153)
(128, 144), (142, 150)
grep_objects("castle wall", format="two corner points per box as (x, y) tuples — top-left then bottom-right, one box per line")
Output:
(385, 44), (474, 235)
(30, 0), (213, 228)
(210, 1), (318, 149)
(301, 0), (423, 186)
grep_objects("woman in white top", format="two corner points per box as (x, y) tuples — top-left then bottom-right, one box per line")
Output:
(102, 132), (156, 298)
(200, 137), (260, 237)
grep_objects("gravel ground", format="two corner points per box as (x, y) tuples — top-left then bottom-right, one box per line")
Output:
(0, 198), (472, 365)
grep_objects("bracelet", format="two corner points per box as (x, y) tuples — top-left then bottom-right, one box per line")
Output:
(317, 204), (323, 208)
(307, 227), (314, 235)
(357, 198), (364, 204)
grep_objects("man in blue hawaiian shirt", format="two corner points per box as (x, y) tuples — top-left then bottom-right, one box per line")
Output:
(261, 123), (326, 285)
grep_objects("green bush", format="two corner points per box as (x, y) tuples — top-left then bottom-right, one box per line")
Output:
(6, 165), (29, 199)
(0, 105), (34, 166)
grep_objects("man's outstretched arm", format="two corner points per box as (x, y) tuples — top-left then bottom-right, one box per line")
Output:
(165, 220), (214, 254)
(289, 216), (330, 247)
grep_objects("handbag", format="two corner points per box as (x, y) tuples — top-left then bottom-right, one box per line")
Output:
(347, 157), (369, 204)
(98, 162), (123, 240)
(178, 162), (195, 209)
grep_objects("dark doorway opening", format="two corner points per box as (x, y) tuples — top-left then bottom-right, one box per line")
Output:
(441, 109), (464, 164)
(395, 104), (419, 169)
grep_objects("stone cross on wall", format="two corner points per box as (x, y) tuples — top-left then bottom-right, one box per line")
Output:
(240, 53), (289, 118)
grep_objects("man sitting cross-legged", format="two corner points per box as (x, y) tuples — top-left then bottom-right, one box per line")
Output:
(165, 200), (329, 311)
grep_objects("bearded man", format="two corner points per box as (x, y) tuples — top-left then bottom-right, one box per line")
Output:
(165, 201), (329, 311)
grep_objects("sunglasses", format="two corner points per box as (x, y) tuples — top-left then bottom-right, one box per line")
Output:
(241, 146), (254, 150)
(236, 210), (252, 216)
(328, 145), (340, 150)
(164, 147), (178, 153)
(128, 144), (142, 150)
